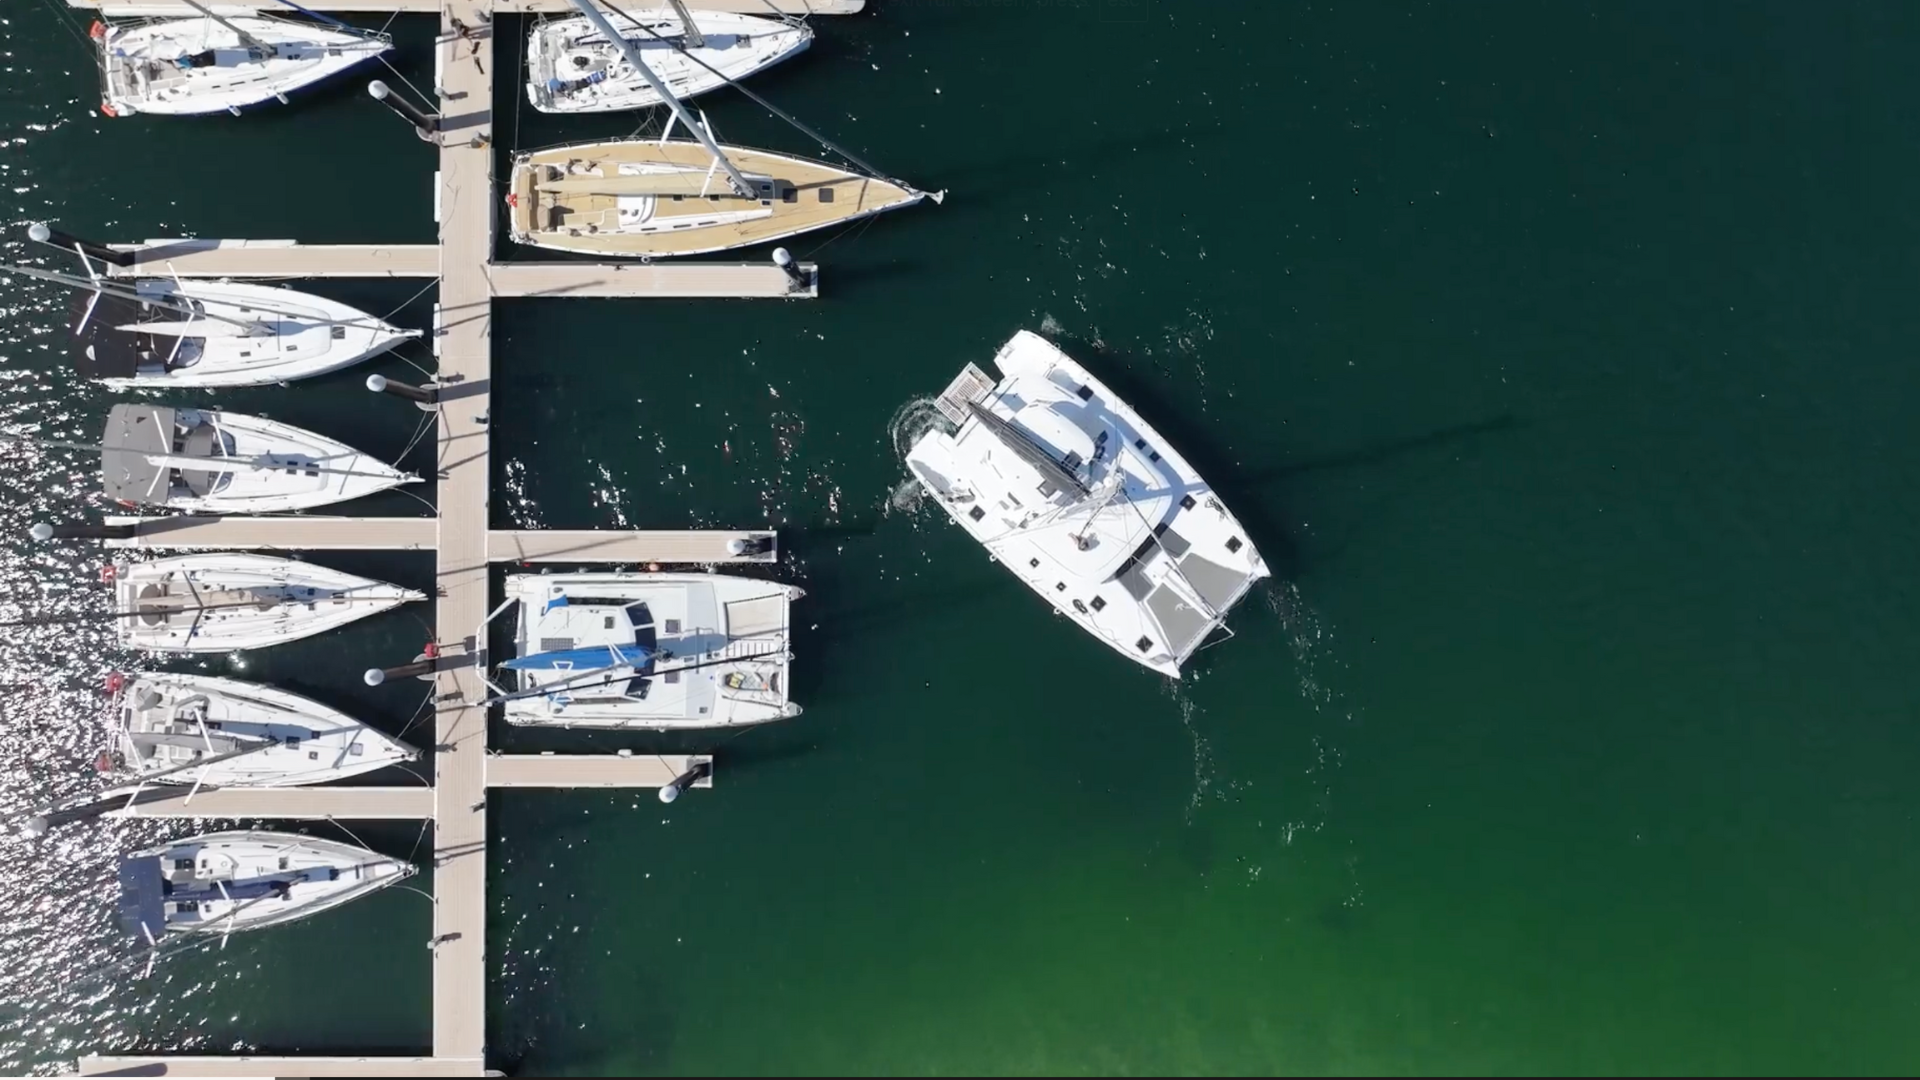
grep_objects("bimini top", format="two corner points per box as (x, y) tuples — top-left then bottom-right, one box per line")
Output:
(100, 404), (180, 505)
(71, 292), (181, 380)
(116, 855), (167, 939)
(100, 403), (231, 503)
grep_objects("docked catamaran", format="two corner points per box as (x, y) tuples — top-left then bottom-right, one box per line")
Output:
(906, 331), (1270, 677)
(491, 572), (803, 730)
(527, 4), (811, 114)
(94, 2), (390, 118)
(508, 0), (933, 259)
(112, 552), (423, 653)
(118, 830), (414, 940)
(106, 672), (417, 788)
(98, 403), (418, 514)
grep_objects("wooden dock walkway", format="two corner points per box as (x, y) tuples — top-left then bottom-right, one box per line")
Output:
(102, 756), (714, 820)
(100, 243), (818, 298)
(97, 517), (780, 563)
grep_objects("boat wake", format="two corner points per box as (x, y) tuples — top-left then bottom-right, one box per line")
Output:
(881, 396), (955, 521)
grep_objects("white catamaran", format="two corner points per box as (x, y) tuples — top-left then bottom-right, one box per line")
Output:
(508, 0), (934, 259)
(106, 672), (417, 789)
(491, 572), (803, 730)
(98, 403), (419, 514)
(118, 831), (414, 940)
(906, 331), (1270, 677)
(112, 552), (423, 653)
(528, 4), (811, 114)
(94, 3), (390, 118)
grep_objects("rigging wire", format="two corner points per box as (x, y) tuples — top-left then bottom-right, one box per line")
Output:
(596, 0), (915, 189)
(34, 0), (97, 55)
(381, 274), (442, 322)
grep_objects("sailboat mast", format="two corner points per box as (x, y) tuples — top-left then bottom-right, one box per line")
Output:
(568, 0), (757, 198)
(0, 264), (265, 336)
(663, 0), (707, 48)
(177, 0), (277, 56)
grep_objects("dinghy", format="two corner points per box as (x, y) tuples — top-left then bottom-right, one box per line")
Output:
(99, 404), (418, 514)
(106, 672), (417, 788)
(112, 552), (423, 653)
(528, 6), (811, 114)
(95, 7), (390, 118)
(492, 572), (804, 730)
(118, 830), (413, 940)
(907, 331), (1270, 677)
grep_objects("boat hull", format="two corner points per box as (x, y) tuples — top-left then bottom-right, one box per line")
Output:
(99, 18), (389, 117)
(507, 139), (924, 259)
(499, 571), (803, 730)
(113, 552), (423, 653)
(906, 332), (1270, 677)
(86, 279), (414, 389)
(120, 830), (412, 939)
(528, 10), (811, 113)
(110, 672), (417, 786)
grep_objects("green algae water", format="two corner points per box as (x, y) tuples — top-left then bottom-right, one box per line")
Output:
(3, 0), (1920, 1074)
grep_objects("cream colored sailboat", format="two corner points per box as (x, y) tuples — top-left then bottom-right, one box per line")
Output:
(507, 0), (935, 259)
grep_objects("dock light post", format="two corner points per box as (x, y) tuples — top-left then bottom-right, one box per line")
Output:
(772, 247), (809, 292)
(726, 535), (775, 558)
(366, 373), (440, 406)
(368, 80), (440, 141)
(26, 222), (136, 267)
(658, 759), (713, 804)
(29, 521), (137, 542)
(365, 646), (441, 686)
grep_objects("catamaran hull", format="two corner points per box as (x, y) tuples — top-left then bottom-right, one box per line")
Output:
(907, 332), (1271, 678)
(98, 18), (390, 118)
(498, 571), (804, 730)
(110, 672), (417, 786)
(113, 552), (423, 653)
(528, 10), (811, 113)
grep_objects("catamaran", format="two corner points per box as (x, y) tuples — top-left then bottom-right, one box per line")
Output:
(491, 572), (803, 730)
(118, 830), (414, 941)
(106, 672), (417, 788)
(2, 261), (416, 389)
(98, 403), (418, 514)
(112, 553), (424, 653)
(906, 331), (1270, 677)
(528, 4), (811, 113)
(94, 2), (390, 118)
(508, 0), (934, 259)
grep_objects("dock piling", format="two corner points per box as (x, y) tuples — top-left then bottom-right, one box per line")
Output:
(29, 521), (137, 542)
(367, 373), (441, 405)
(368, 80), (440, 140)
(658, 759), (714, 804)
(27, 222), (135, 267)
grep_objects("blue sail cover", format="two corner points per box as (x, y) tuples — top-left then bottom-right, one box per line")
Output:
(504, 643), (653, 672)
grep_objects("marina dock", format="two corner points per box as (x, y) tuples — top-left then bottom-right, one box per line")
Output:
(98, 516), (781, 563)
(105, 755), (714, 818)
(59, 1), (852, 1073)
(100, 242), (818, 298)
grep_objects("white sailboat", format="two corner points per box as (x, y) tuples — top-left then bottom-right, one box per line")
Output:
(490, 572), (804, 730)
(508, 0), (934, 259)
(528, 5), (811, 114)
(106, 672), (417, 788)
(44, 271), (420, 390)
(113, 553), (424, 653)
(94, 4), (390, 118)
(906, 331), (1271, 677)
(99, 403), (419, 514)
(118, 830), (414, 940)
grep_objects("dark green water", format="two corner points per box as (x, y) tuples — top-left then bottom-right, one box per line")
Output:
(3, 0), (1919, 1074)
